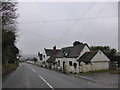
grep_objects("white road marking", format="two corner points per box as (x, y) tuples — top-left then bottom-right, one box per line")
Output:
(88, 82), (92, 85)
(32, 69), (36, 73)
(38, 75), (54, 90)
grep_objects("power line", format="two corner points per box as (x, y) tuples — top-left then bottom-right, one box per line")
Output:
(22, 30), (67, 44)
(19, 15), (117, 24)
(58, 2), (97, 41)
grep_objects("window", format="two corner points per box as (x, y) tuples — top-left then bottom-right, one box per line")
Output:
(69, 61), (72, 66)
(63, 50), (69, 57)
(73, 63), (77, 68)
(65, 53), (68, 56)
(85, 62), (89, 65)
(58, 60), (60, 66)
(79, 62), (81, 66)
(43, 55), (45, 58)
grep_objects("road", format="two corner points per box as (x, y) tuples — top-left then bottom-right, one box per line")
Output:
(3, 63), (113, 88)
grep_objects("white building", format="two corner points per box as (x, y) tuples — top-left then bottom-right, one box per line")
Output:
(38, 46), (60, 67)
(78, 50), (110, 72)
(55, 43), (90, 73)
(38, 42), (110, 73)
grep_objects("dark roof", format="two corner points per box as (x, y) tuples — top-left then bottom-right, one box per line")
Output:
(46, 56), (56, 63)
(44, 48), (60, 56)
(77, 51), (98, 63)
(56, 44), (86, 58)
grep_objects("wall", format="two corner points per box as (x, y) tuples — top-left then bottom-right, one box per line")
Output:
(56, 58), (79, 73)
(79, 51), (110, 72)
(42, 49), (50, 62)
(55, 45), (90, 73)
(77, 45), (90, 59)
(80, 62), (92, 72)
(91, 50), (110, 70)
(91, 50), (110, 62)
(91, 62), (109, 71)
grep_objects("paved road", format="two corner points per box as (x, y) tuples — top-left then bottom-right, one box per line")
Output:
(77, 71), (118, 88)
(3, 63), (113, 88)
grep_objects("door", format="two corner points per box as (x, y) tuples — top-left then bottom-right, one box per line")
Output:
(63, 61), (65, 70)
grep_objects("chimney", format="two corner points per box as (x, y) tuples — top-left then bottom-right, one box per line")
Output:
(53, 45), (56, 50)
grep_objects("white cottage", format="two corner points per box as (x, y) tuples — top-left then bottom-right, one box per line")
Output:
(78, 50), (110, 72)
(38, 41), (110, 73)
(55, 43), (90, 73)
(37, 52), (43, 66)
(38, 46), (60, 67)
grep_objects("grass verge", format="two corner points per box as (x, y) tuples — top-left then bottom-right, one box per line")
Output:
(2, 63), (18, 76)
(80, 69), (112, 74)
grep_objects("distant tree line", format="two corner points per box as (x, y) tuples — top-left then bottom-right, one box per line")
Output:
(26, 57), (38, 62)
(1, 1), (19, 65)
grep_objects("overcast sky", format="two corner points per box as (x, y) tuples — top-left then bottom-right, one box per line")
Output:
(16, 2), (118, 55)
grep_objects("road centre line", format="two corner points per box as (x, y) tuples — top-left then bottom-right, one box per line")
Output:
(88, 82), (93, 85)
(38, 75), (54, 90)
(32, 69), (36, 73)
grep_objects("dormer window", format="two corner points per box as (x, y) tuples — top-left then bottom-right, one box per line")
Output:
(65, 52), (68, 56)
(63, 50), (68, 57)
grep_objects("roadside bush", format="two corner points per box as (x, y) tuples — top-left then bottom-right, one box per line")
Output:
(2, 63), (18, 76)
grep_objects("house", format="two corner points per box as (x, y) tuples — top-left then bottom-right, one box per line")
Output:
(38, 41), (111, 73)
(46, 56), (56, 69)
(38, 46), (60, 67)
(77, 50), (110, 72)
(37, 52), (43, 66)
(55, 42), (90, 73)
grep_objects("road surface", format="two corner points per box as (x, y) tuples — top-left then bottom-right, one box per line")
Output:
(3, 63), (113, 88)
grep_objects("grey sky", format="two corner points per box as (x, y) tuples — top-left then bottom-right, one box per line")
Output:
(16, 2), (118, 55)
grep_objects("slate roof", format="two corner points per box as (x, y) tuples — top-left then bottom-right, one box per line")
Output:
(44, 48), (60, 56)
(77, 51), (98, 63)
(46, 56), (56, 63)
(45, 48), (60, 63)
(56, 44), (86, 58)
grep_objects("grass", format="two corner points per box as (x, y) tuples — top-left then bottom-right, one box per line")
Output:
(80, 69), (112, 74)
(2, 63), (18, 76)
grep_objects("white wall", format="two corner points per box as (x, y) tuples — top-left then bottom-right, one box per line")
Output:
(91, 62), (109, 71)
(55, 45), (90, 73)
(42, 49), (48, 62)
(91, 50), (110, 70)
(56, 58), (79, 73)
(80, 62), (92, 72)
(79, 50), (110, 72)
(91, 50), (110, 62)
(77, 45), (90, 59)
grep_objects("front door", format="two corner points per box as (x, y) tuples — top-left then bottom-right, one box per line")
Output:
(63, 61), (65, 70)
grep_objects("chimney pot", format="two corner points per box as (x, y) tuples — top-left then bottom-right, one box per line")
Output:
(53, 45), (56, 50)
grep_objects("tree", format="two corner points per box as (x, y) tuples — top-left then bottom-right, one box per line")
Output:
(1, 1), (19, 65)
(90, 46), (117, 60)
(32, 57), (38, 62)
(73, 41), (83, 46)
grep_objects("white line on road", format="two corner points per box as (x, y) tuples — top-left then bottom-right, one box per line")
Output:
(38, 75), (54, 90)
(88, 82), (92, 85)
(32, 69), (36, 73)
